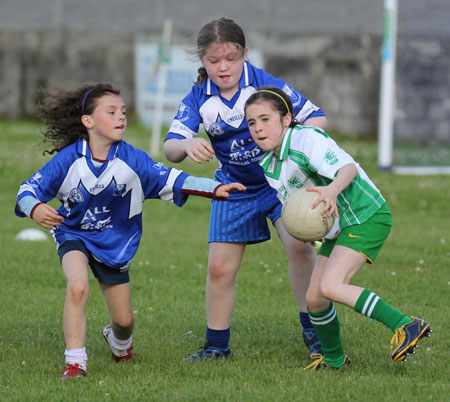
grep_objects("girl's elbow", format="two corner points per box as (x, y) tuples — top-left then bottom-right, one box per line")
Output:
(163, 141), (184, 162)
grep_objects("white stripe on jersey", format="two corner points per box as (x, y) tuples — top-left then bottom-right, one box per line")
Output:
(167, 120), (196, 139)
(158, 168), (184, 201)
(354, 180), (384, 208)
(115, 230), (139, 264)
(17, 183), (38, 199)
(57, 158), (144, 219)
(199, 86), (254, 131)
(82, 140), (88, 156)
(244, 62), (249, 85)
(295, 99), (320, 122)
(338, 192), (360, 226)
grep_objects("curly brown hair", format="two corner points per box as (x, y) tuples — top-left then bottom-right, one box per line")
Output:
(37, 83), (120, 155)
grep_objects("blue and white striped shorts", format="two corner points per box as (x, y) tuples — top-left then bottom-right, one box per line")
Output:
(208, 177), (282, 244)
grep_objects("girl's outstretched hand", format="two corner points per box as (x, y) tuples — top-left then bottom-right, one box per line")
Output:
(214, 183), (247, 200)
(307, 186), (340, 218)
(32, 203), (64, 229)
(185, 138), (215, 163)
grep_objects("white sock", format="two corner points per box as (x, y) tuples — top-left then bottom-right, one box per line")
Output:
(108, 331), (132, 356)
(64, 347), (88, 372)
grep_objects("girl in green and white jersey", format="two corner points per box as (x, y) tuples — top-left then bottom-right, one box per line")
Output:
(244, 87), (431, 370)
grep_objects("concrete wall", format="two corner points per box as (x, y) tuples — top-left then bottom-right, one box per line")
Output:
(0, 0), (449, 142)
(0, 29), (382, 135)
(0, 30), (138, 118)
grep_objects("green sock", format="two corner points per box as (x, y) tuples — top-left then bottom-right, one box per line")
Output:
(308, 303), (346, 367)
(354, 289), (412, 332)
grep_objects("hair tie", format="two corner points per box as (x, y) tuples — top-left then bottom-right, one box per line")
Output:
(81, 87), (95, 114)
(255, 89), (290, 114)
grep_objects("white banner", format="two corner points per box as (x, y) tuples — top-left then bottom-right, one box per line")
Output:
(135, 42), (264, 128)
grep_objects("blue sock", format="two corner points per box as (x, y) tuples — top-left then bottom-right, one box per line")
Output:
(206, 327), (230, 349)
(299, 312), (313, 330)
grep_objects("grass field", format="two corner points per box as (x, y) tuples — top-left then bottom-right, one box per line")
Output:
(0, 119), (448, 401)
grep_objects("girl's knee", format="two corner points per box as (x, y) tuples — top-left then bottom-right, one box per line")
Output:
(286, 240), (315, 260)
(319, 278), (337, 301)
(305, 288), (322, 311)
(67, 281), (89, 304)
(208, 257), (235, 283)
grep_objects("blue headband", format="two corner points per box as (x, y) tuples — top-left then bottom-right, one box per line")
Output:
(81, 88), (95, 114)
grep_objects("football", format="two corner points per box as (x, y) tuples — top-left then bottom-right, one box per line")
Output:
(281, 188), (335, 242)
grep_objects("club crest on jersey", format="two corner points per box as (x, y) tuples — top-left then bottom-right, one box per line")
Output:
(29, 172), (44, 187)
(175, 102), (190, 122)
(208, 122), (224, 137)
(287, 176), (303, 189)
(152, 161), (168, 176)
(325, 149), (339, 165)
(69, 188), (84, 203)
(282, 84), (300, 107)
(113, 183), (126, 196)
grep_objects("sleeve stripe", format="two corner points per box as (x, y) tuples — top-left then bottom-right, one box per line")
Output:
(158, 168), (183, 201)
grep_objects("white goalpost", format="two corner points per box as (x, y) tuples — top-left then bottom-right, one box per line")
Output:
(378, 0), (397, 172)
(377, 0), (450, 175)
(150, 18), (173, 156)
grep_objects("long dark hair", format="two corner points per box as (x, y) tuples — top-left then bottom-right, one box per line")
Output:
(195, 17), (246, 84)
(37, 83), (120, 155)
(244, 87), (299, 128)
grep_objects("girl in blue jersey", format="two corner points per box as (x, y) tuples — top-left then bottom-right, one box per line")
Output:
(15, 83), (245, 380)
(244, 87), (431, 369)
(164, 17), (327, 361)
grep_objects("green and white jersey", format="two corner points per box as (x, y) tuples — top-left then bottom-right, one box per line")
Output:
(258, 125), (386, 230)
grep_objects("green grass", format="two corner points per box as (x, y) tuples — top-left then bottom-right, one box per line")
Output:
(0, 120), (448, 401)
(393, 140), (450, 167)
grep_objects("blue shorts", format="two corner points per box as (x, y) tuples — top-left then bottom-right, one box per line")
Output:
(57, 240), (130, 285)
(209, 171), (281, 244)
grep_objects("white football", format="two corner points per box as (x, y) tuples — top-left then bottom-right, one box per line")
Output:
(281, 188), (335, 242)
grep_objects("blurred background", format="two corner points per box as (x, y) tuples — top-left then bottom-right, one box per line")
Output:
(0, 0), (449, 167)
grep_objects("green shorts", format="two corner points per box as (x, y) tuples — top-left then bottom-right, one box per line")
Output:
(318, 203), (392, 263)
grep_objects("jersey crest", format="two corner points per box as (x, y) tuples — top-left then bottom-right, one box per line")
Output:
(69, 188), (84, 203)
(287, 176), (303, 189)
(29, 172), (44, 187)
(165, 62), (324, 185)
(175, 102), (190, 122)
(58, 158), (143, 220)
(325, 149), (339, 165)
(113, 183), (126, 196)
(282, 84), (300, 107)
(208, 122), (224, 137)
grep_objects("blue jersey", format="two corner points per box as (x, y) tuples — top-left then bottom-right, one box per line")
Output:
(15, 139), (190, 269)
(166, 61), (325, 186)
